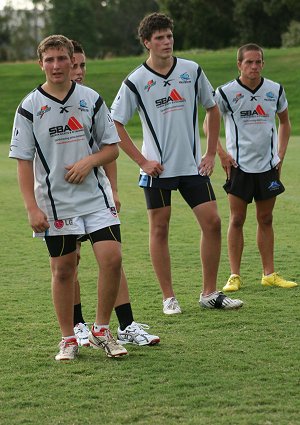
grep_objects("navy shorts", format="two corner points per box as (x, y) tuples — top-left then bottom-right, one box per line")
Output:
(142, 175), (216, 210)
(223, 167), (285, 204)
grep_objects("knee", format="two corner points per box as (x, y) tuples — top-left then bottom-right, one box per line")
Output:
(51, 262), (75, 284)
(151, 221), (169, 239)
(102, 249), (122, 271)
(209, 214), (221, 234)
(230, 214), (246, 228)
(257, 212), (273, 226)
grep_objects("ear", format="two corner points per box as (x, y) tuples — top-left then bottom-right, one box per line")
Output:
(38, 60), (44, 71)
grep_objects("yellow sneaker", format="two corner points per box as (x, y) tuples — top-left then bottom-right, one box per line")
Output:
(261, 272), (298, 288)
(222, 274), (242, 292)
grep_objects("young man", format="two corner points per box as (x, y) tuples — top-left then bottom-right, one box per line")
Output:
(111, 13), (243, 313)
(214, 43), (298, 291)
(70, 40), (160, 347)
(9, 35), (128, 361)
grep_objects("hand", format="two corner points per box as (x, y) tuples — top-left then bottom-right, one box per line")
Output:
(65, 157), (93, 184)
(198, 153), (215, 177)
(140, 160), (164, 177)
(28, 207), (49, 233)
(219, 152), (237, 179)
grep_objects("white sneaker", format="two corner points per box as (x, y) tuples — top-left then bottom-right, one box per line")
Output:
(199, 291), (243, 310)
(55, 338), (79, 361)
(117, 322), (160, 346)
(89, 326), (128, 358)
(163, 297), (182, 315)
(74, 323), (90, 347)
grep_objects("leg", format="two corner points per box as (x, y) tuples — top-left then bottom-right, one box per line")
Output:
(50, 251), (77, 337)
(114, 268), (130, 307)
(256, 197), (276, 275)
(227, 194), (248, 275)
(147, 206), (174, 299)
(92, 240), (122, 325)
(193, 201), (221, 295)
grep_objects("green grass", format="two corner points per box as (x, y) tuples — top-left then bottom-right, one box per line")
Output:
(1, 135), (300, 424)
(1, 49), (300, 424)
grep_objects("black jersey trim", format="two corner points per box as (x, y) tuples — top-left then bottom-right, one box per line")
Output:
(34, 136), (58, 221)
(219, 87), (239, 165)
(18, 105), (33, 122)
(192, 67), (202, 157)
(93, 168), (110, 208)
(124, 78), (163, 163)
(277, 85), (283, 110)
(37, 81), (76, 104)
(143, 56), (177, 79)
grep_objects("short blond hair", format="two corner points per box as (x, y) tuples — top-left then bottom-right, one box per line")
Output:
(37, 35), (74, 61)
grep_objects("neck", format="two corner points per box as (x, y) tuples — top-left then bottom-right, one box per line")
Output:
(239, 76), (262, 90)
(42, 80), (72, 100)
(146, 55), (174, 74)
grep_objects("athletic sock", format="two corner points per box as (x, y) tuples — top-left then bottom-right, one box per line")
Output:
(115, 303), (134, 331)
(73, 303), (85, 326)
(62, 335), (76, 341)
(93, 324), (109, 332)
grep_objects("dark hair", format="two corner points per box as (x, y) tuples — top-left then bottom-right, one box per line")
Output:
(138, 12), (174, 46)
(70, 40), (85, 55)
(37, 35), (73, 61)
(237, 43), (264, 62)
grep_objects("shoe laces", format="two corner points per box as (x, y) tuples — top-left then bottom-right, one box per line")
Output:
(164, 297), (178, 309)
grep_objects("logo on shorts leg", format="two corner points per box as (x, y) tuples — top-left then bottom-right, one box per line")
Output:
(268, 181), (281, 191)
(110, 207), (118, 218)
(54, 220), (65, 229)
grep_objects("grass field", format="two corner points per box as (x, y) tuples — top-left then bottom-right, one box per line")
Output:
(1, 49), (300, 424)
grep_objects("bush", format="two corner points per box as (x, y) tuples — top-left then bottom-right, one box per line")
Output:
(282, 20), (300, 47)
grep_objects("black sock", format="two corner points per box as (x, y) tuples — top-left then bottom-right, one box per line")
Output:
(114, 303), (134, 331)
(73, 303), (85, 326)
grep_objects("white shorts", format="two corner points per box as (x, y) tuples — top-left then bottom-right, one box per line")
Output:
(34, 208), (120, 238)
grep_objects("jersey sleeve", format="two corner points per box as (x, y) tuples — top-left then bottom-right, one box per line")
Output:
(110, 80), (138, 125)
(197, 70), (216, 109)
(214, 87), (227, 114)
(277, 85), (288, 113)
(92, 97), (120, 147)
(9, 100), (36, 160)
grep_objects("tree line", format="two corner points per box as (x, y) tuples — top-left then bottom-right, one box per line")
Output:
(1, 0), (300, 61)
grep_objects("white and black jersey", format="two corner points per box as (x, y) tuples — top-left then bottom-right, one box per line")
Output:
(10, 82), (119, 220)
(215, 77), (288, 173)
(111, 57), (216, 182)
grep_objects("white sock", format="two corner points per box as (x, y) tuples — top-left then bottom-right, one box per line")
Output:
(62, 335), (76, 340)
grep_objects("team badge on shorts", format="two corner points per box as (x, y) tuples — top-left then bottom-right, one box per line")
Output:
(54, 219), (65, 229)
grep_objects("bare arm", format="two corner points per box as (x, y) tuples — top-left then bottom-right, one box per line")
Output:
(65, 143), (119, 184)
(103, 160), (121, 212)
(203, 112), (237, 178)
(199, 105), (220, 176)
(17, 159), (49, 233)
(277, 108), (291, 175)
(114, 120), (164, 177)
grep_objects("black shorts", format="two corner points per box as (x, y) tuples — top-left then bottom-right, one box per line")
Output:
(223, 167), (285, 204)
(45, 224), (121, 257)
(143, 175), (216, 209)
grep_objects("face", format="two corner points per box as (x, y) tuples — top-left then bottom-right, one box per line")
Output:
(144, 28), (174, 59)
(70, 52), (86, 84)
(238, 50), (264, 84)
(39, 47), (74, 86)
